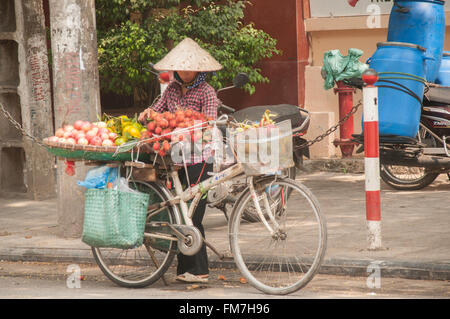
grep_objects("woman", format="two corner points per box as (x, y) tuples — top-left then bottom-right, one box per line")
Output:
(138, 37), (222, 283)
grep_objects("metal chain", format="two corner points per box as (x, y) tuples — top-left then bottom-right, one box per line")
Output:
(295, 100), (362, 150)
(1, 98), (362, 151)
(0, 101), (47, 148)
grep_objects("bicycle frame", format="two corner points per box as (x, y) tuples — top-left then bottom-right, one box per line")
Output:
(142, 161), (284, 256)
(172, 163), (244, 225)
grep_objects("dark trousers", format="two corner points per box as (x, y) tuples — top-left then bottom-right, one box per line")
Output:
(177, 161), (213, 276)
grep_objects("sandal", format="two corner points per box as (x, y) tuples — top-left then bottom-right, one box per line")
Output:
(176, 272), (209, 283)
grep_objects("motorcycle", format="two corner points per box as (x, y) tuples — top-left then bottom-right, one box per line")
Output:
(348, 78), (450, 190)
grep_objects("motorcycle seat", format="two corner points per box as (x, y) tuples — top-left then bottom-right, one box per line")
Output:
(231, 104), (309, 132)
(424, 86), (450, 105)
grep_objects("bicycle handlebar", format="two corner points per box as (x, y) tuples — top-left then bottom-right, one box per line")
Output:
(218, 103), (235, 114)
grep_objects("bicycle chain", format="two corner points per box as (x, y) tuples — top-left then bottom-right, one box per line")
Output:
(295, 100), (362, 150)
(1, 99), (362, 151)
(0, 101), (47, 148)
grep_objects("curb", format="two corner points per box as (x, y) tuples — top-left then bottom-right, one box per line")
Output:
(2, 247), (449, 281)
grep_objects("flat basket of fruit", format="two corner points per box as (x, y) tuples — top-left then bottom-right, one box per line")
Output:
(43, 117), (152, 162)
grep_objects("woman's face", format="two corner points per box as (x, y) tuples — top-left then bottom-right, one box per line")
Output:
(177, 71), (198, 83)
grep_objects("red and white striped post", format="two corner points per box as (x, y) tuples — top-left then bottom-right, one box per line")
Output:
(362, 69), (382, 250)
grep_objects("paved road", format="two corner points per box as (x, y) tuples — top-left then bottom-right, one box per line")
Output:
(0, 261), (448, 299)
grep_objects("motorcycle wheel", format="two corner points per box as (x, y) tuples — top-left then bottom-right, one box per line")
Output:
(241, 166), (296, 223)
(380, 165), (439, 190)
(380, 124), (439, 190)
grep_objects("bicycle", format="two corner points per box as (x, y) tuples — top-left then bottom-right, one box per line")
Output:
(90, 119), (327, 295)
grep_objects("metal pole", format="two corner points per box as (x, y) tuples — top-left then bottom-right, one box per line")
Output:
(362, 69), (382, 250)
(333, 80), (357, 158)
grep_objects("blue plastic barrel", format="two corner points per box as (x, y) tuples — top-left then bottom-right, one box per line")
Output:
(436, 51), (450, 86)
(367, 42), (427, 138)
(387, 0), (445, 83)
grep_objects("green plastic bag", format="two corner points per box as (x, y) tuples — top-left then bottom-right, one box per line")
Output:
(322, 48), (369, 90)
(82, 188), (150, 249)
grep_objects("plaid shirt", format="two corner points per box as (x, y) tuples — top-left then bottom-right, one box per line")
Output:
(153, 81), (218, 119)
(151, 81), (218, 165)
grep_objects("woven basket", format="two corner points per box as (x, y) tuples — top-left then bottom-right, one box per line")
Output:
(43, 138), (151, 162)
(82, 188), (150, 249)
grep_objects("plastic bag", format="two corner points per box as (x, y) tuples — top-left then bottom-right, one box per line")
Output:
(77, 166), (118, 189)
(322, 48), (369, 90)
(117, 177), (141, 194)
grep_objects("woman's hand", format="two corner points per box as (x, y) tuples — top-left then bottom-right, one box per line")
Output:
(138, 108), (151, 122)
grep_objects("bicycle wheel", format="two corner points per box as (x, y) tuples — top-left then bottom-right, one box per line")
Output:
(241, 167), (296, 222)
(92, 180), (180, 288)
(229, 176), (327, 295)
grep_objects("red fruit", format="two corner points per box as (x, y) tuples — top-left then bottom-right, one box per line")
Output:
(152, 142), (160, 151)
(185, 109), (193, 117)
(169, 119), (177, 128)
(163, 141), (171, 151)
(158, 149), (166, 157)
(178, 134), (184, 141)
(178, 122), (186, 129)
(73, 120), (84, 131)
(176, 115), (185, 123)
(147, 121), (156, 131)
(162, 128), (172, 140)
(90, 136), (102, 146)
(150, 111), (158, 120)
(155, 126), (162, 135)
(160, 118), (169, 128)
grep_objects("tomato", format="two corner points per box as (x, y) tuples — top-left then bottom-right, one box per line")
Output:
(152, 142), (160, 151)
(155, 126), (162, 135)
(185, 109), (193, 117)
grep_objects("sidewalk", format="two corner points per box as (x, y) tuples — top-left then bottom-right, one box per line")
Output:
(0, 162), (449, 281)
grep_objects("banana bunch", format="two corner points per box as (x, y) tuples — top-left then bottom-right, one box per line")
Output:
(236, 109), (277, 132)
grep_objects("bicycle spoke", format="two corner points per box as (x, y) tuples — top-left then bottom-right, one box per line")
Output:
(230, 177), (326, 295)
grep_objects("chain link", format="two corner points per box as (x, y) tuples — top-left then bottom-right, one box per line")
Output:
(295, 100), (362, 150)
(0, 101), (47, 148)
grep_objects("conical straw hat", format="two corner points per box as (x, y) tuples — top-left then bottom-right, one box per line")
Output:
(153, 37), (222, 72)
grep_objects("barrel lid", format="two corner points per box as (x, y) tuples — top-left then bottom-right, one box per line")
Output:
(377, 42), (426, 52)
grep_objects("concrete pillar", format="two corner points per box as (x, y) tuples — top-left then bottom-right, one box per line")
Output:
(49, 0), (101, 237)
(0, 0), (55, 200)
(17, 0), (56, 200)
